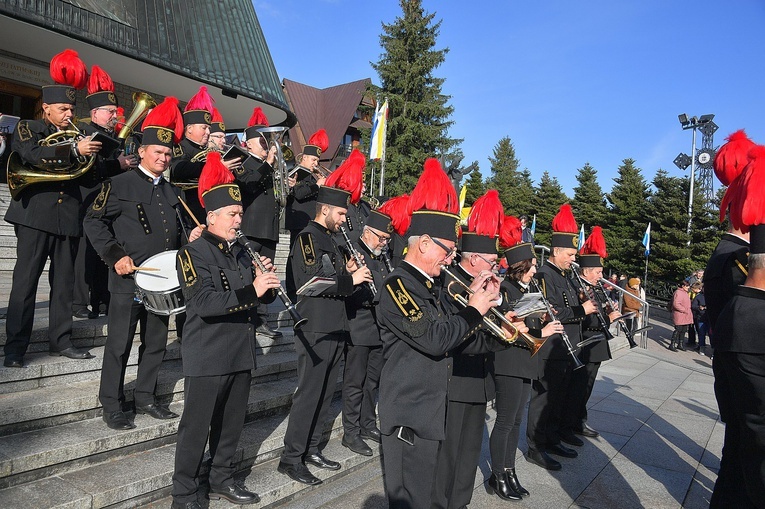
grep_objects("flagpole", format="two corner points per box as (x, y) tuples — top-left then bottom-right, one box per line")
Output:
(378, 97), (388, 197)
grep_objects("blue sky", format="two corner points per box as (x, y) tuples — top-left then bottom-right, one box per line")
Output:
(255, 0), (765, 196)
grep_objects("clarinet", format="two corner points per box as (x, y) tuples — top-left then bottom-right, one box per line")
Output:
(570, 264), (614, 342)
(235, 230), (307, 330)
(339, 226), (377, 296)
(595, 280), (639, 349)
(529, 278), (585, 370)
(380, 250), (394, 273)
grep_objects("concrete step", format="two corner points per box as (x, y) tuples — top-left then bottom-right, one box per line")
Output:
(0, 349), (298, 437)
(0, 387), (358, 509)
(0, 354), (307, 489)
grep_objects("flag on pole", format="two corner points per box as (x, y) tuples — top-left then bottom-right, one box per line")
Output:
(530, 214), (536, 236)
(642, 222), (651, 256)
(459, 185), (470, 224)
(369, 99), (388, 161)
(578, 224), (586, 252)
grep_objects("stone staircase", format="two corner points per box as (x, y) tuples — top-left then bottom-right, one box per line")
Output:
(0, 185), (379, 508)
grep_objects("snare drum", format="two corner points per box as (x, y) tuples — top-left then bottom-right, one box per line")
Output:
(134, 250), (185, 315)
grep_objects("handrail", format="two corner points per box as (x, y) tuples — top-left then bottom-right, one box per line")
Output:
(599, 278), (651, 348)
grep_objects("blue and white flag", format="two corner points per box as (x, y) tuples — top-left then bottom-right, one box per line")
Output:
(642, 222), (651, 256)
(530, 214), (536, 236)
(578, 224), (585, 252)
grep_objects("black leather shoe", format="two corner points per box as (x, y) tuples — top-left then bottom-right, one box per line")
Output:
(305, 452), (341, 470)
(49, 347), (95, 359)
(505, 468), (530, 496)
(547, 443), (578, 458)
(360, 427), (382, 443)
(135, 403), (178, 419)
(3, 357), (23, 368)
(342, 433), (373, 456)
(73, 308), (91, 319)
(103, 410), (136, 430)
(209, 481), (260, 505)
(525, 449), (561, 470)
(560, 432), (584, 447)
(170, 500), (202, 509)
(277, 461), (322, 485)
(256, 324), (283, 338)
(575, 423), (600, 438)
(487, 472), (522, 501)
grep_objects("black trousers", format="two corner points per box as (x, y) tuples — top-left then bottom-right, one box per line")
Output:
(671, 324), (689, 347)
(245, 236), (276, 321)
(281, 330), (344, 464)
(99, 292), (169, 412)
(566, 360), (601, 430)
(4, 225), (77, 359)
(527, 358), (575, 451)
(342, 343), (383, 435)
(381, 428), (440, 509)
(285, 229), (301, 302)
(72, 234), (110, 313)
(431, 400), (487, 509)
(172, 371), (251, 504)
(711, 352), (765, 509)
(490, 376), (531, 472)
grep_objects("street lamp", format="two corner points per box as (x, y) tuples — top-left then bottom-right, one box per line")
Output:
(674, 113), (716, 244)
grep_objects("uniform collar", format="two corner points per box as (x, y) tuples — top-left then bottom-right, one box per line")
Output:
(401, 261), (437, 294)
(357, 237), (377, 259)
(722, 232), (750, 246)
(183, 137), (205, 151)
(136, 166), (164, 185)
(510, 279), (528, 293)
(455, 263), (475, 284)
(310, 220), (334, 236)
(201, 229), (233, 254)
(545, 259), (567, 277)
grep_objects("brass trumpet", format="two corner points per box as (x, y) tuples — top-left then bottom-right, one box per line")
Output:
(441, 265), (544, 355)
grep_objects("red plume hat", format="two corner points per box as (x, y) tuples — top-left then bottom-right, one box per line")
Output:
(183, 86), (214, 126)
(462, 189), (504, 254)
(579, 226), (607, 267)
(43, 49), (87, 105)
(324, 149), (365, 204)
(551, 203), (579, 248)
(378, 194), (411, 236)
(85, 65), (117, 110)
(210, 107), (225, 134)
(407, 158), (461, 243)
(244, 107), (269, 140)
(500, 215), (535, 265)
(304, 128), (329, 158)
(141, 97), (184, 148)
(716, 130), (756, 223)
(198, 152), (240, 211)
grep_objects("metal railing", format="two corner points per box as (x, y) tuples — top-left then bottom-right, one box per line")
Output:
(599, 279), (652, 348)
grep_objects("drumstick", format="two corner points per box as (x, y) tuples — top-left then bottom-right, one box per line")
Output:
(178, 197), (202, 228)
(133, 266), (161, 271)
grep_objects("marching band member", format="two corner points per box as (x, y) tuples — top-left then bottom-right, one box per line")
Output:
(207, 107), (227, 151)
(4, 49), (97, 368)
(171, 153), (280, 508)
(278, 166), (373, 486)
(73, 65), (137, 320)
(527, 204), (597, 470)
(568, 227), (620, 440)
(84, 98), (200, 430)
(341, 209), (393, 457)
(325, 150), (369, 244)
(432, 190), (527, 509)
(285, 128), (329, 301)
(376, 159), (499, 509)
(377, 193), (411, 269)
(489, 216), (559, 500)
(236, 107), (281, 338)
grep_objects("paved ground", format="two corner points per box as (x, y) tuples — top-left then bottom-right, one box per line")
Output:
(273, 315), (721, 509)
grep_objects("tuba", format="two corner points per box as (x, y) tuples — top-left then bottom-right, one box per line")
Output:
(256, 126), (294, 209)
(118, 92), (156, 140)
(7, 119), (96, 199)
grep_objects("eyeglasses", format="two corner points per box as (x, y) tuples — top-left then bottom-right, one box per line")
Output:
(95, 107), (118, 115)
(366, 228), (390, 244)
(474, 253), (499, 268)
(429, 236), (457, 258)
(209, 134), (226, 139)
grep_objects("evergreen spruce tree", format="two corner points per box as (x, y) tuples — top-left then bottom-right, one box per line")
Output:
(571, 163), (608, 229)
(532, 171), (569, 248)
(487, 136), (520, 211)
(463, 162), (485, 206)
(689, 178), (721, 273)
(646, 170), (692, 280)
(605, 159), (651, 277)
(511, 168), (536, 219)
(370, 0), (460, 196)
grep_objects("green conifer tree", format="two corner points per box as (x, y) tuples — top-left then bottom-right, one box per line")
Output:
(463, 162), (485, 206)
(532, 171), (569, 248)
(571, 163), (608, 229)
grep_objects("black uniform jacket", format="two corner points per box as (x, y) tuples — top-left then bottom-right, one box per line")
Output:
(291, 220), (355, 334)
(234, 155), (280, 241)
(495, 278), (541, 380)
(714, 286), (765, 354)
(84, 168), (186, 293)
(77, 121), (125, 212)
(535, 261), (587, 361)
(344, 238), (390, 346)
(577, 281), (612, 364)
(169, 137), (207, 223)
(704, 233), (749, 335)
(439, 264), (506, 404)
(176, 230), (277, 376)
(285, 168), (319, 232)
(5, 119), (84, 236)
(377, 262), (483, 440)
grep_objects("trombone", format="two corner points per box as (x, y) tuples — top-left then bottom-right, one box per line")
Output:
(441, 265), (545, 355)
